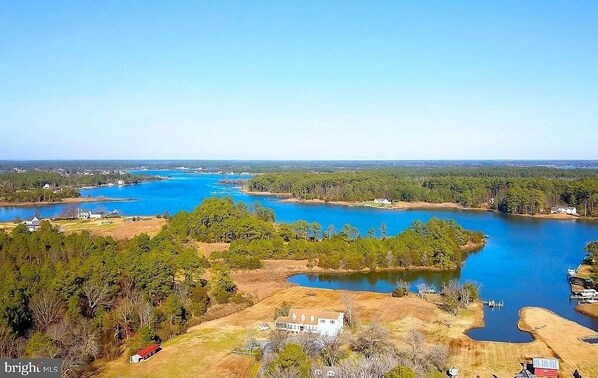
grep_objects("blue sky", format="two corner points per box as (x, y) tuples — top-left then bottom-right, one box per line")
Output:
(1, 1), (597, 160)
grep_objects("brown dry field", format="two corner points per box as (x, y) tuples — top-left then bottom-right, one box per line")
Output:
(98, 285), (598, 378)
(576, 303), (598, 319)
(0, 217), (167, 240)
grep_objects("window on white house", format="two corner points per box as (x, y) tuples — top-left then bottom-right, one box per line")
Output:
(320, 319), (325, 323)
(330, 320), (335, 324)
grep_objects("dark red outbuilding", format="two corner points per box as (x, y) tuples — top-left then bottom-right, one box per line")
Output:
(136, 343), (160, 359)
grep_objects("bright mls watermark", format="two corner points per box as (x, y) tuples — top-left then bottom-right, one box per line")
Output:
(1, 359), (61, 378)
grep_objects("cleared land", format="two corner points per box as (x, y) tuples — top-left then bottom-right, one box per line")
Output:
(98, 285), (597, 378)
(0, 217), (166, 240)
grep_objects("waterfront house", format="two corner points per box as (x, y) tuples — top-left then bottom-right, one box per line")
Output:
(24, 217), (41, 232)
(129, 343), (160, 363)
(77, 209), (104, 220)
(43, 183), (51, 189)
(550, 206), (577, 215)
(373, 198), (391, 205)
(275, 308), (344, 337)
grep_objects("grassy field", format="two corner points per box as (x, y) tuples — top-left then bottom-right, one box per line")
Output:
(98, 285), (598, 378)
(0, 217), (166, 240)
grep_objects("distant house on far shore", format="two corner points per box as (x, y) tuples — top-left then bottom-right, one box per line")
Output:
(24, 217), (41, 232)
(550, 206), (577, 215)
(43, 183), (51, 189)
(373, 198), (391, 205)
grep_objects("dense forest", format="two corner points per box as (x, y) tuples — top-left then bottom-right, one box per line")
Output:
(0, 197), (482, 376)
(247, 168), (598, 216)
(0, 171), (155, 203)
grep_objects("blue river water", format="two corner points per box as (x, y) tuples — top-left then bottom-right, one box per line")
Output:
(1, 170), (597, 342)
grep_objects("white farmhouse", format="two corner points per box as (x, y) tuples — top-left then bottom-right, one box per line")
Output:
(24, 216), (41, 232)
(275, 308), (344, 337)
(550, 206), (577, 215)
(373, 198), (391, 205)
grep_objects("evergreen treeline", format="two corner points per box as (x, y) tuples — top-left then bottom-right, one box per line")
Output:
(0, 171), (154, 203)
(248, 168), (598, 216)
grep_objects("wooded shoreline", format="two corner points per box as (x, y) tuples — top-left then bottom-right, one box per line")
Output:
(242, 188), (588, 220)
(0, 196), (135, 208)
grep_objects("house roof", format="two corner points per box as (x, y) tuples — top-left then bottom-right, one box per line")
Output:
(532, 357), (559, 370)
(276, 308), (343, 326)
(136, 343), (160, 358)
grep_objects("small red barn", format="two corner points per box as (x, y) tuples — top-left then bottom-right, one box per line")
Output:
(531, 357), (559, 378)
(129, 343), (161, 363)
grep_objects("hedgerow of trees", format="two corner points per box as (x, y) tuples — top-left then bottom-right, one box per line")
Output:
(248, 168), (598, 216)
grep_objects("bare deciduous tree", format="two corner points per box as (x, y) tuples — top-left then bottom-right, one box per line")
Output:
(29, 289), (65, 330)
(294, 332), (321, 357)
(350, 322), (392, 358)
(428, 345), (449, 372)
(341, 292), (357, 327)
(269, 329), (289, 353)
(81, 280), (112, 317)
(114, 298), (135, 339)
(337, 354), (398, 378)
(131, 291), (155, 330)
(320, 334), (345, 366)
(406, 329), (425, 370)
(0, 326), (24, 358)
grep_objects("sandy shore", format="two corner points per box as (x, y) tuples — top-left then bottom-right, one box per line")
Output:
(0, 196), (135, 208)
(576, 303), (598, 319)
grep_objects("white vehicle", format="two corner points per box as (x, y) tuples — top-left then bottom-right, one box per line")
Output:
(448, 367), (458, 377)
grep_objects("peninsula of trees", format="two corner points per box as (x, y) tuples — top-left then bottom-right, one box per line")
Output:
(247, 167), (598, 216)
(0, 171), (156, 204)
(165, 197), (485, 270)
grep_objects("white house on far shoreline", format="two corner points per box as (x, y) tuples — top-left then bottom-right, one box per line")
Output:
(373, 198), (391, 205)
(550, 206), (577, 215)
(275, 308), (344, 337)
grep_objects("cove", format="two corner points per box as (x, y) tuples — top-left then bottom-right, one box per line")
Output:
(1, 170), (598, 342)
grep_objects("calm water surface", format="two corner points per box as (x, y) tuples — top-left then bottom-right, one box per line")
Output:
(1, 170), (597, 342)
